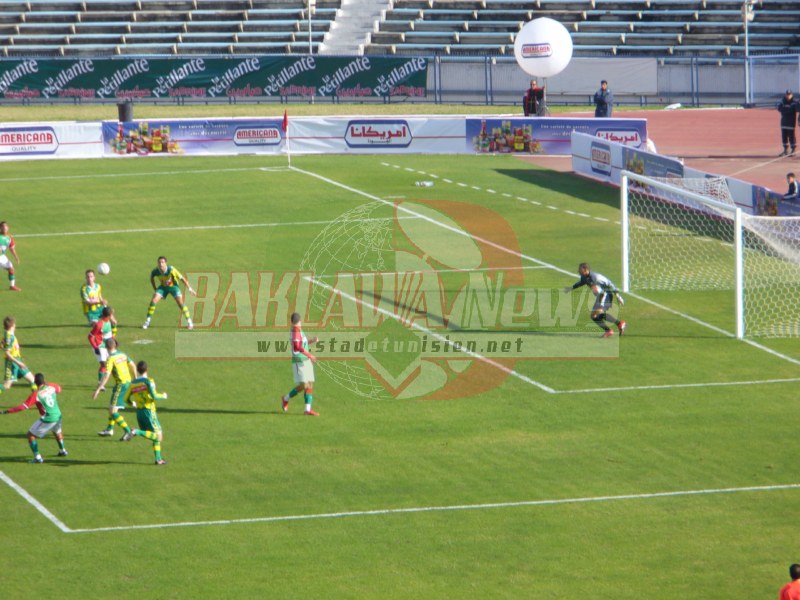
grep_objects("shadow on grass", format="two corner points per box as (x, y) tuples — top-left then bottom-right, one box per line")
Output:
(496, 168), (619, 210)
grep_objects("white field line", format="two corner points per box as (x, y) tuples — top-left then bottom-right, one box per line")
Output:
(305, 275), (555, 394)
(312, 264), (548, 279)
(558, 377), (800, 395)
(0, 166), (285, 183)
(15, 216), (421, 239)
(376, 162), (800, 368)
(2, 469), (797, 534)
(0, 471), (72, 532)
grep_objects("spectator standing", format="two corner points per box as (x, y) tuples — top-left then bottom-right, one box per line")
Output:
(593, 80), (613, 117)
(777, 90), (799, 156)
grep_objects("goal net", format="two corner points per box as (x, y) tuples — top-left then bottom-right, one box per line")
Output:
(622, 171), (800, 338)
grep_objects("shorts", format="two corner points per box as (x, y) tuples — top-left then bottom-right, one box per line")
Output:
(0, 254), (11, 270)
(85, 306), (104, 323)
(155, 285), (181, 299)
(93, 346), (109, 363)
(136, 407), (161, 434)
(109, 382), (131, 410)
(5, 359), (30, 382)
(292, 360), (314, 385)
(29, 418), (62, 439)
(592, 292), (614, 312)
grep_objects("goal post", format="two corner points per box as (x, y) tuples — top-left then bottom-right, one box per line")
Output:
(621, 171), (745, 337)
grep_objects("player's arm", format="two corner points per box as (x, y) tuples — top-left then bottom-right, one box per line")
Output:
(146, 379), (168, 401)
(2, 392), (37, 414)
(150, 270), (158, 290)
(563, 276), (587, 293)
(174, 267), (196, 296)
(292, 332), (316, 361)
(8, 237), (19, 263)
(88, 322), (103, 349)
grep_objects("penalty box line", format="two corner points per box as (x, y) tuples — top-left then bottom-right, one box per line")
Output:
(290, 165), (800, 371)
(304, 276), (555, 394)
(2, 469), (798, 534)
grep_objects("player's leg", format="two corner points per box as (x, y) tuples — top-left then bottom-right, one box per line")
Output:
(143, 290), (164, 328)
(98, 385), (132, 437)
(791, 129), (797, 156)
(174, 291), (193, 329)
(52, 421), (67, 456)
(281, 383), (304, 412)
(126, 410), (165, 464)
(26, 423), (46, 463)
(0, 255), (19, 291)
(303, 382), (318, 416)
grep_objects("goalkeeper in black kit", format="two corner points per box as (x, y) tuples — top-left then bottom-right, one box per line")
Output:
(564, 263), (627, 338)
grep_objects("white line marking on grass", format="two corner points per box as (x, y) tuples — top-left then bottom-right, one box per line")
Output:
(15, 216), (421, 240)
(632, 294), (800, 366)
(0, 471), (72, 533)
(0, 167), (272, 183)
(558, 377), (800, 394)
(312, 265), (548, 279)
(41, 482), (800, 534)
(377, 162), (800, 367)
(305, 275), (555, 393)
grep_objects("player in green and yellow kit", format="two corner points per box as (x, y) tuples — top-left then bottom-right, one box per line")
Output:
(0, 221), (21, 292)
(142, 256), (196, 330)
(121, 360), (168, 465)
(91, 338), (135, 438)
(81, 268), (114, 326)
(2, 316), (36, 393)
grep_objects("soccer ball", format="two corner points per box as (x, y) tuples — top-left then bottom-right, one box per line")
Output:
(97, 262), (110, 275)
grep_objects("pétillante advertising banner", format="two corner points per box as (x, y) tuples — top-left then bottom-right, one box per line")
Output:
(0, 56), (427, 101)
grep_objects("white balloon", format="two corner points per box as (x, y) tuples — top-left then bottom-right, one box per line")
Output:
(514, 18), (573, 78)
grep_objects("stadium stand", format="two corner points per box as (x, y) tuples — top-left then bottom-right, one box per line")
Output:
(367, 0), (800, 57)
(0, 0), (340, 56)
(0, 0), (796, 58)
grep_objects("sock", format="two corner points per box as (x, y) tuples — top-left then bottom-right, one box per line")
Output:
(604, 313), (619, 326)
(147, 302), (156, 318)
(304, 392), (313, 412)
(9, 273), (15, 286)
(112, 413), (131, 432)
(56, 436), (65, 451)
(181, 305), (191, 321)
(283, 388), (299, 402)
(153, 441), (162, 462)
(591, 314), (609, 331)
(29, 439), (39, 454)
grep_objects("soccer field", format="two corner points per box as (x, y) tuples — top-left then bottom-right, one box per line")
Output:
(1, 153), (798, 598)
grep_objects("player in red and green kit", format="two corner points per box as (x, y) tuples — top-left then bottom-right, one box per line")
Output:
(88, 306), (116, 385)
(2, 315), (36, 394)
(1, 372), (68, 463)
(81, 268), (113, 325)
(280, 312), (320, 416)
(142, 256), (196, 330)
(91, 338), (135, 438)
(0, 221), (21, 291)
(121, 360), (168, 465)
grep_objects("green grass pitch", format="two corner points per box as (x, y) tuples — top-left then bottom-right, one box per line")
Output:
(0, 153), (798, 598)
